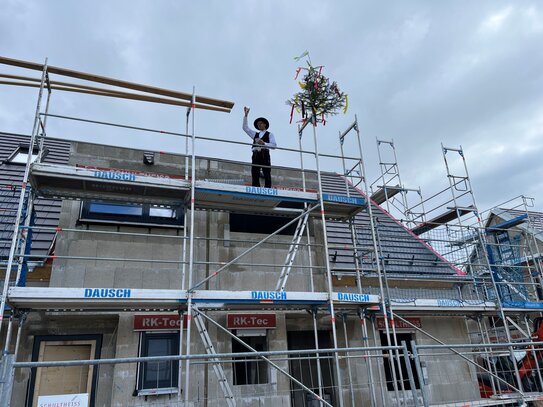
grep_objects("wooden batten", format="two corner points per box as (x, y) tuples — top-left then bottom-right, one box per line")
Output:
(0, 56), (234, 111)
(0, 79), (231, 113)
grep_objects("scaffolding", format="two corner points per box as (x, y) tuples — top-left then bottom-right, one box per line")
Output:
(369, 138), (424, 229)
(0, 56), (543, 407)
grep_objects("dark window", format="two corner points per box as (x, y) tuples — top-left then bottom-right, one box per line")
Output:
(380, 331), (420, 391)
(89, 202), (143, 216)
(232, 335), (268, 385)
(230, 213), (296, 235)
(287, 330), (335, 406)
(138, 332), (179, 390)
(80, 200), (184, 227)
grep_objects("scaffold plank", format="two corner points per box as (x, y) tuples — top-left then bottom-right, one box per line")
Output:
(6, 287), (381, 311)
(29, 163), (190, 204)
(370, 185), (403, 205)
(195, 181), (366, 219)
(411, 206), (475, 235)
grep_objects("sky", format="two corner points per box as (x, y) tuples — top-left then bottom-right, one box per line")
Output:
(1, 1), (542, 217)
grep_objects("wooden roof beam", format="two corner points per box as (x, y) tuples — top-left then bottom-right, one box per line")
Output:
(0, 56), (234, 111)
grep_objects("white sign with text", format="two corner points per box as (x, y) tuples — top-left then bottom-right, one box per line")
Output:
(37, 393), (89, 407)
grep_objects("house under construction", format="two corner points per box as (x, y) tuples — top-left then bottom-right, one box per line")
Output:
(1, 56), (543, 407)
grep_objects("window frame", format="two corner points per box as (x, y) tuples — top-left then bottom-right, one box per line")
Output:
(136, 331), (179, 395)
(6, 144), (41, 165)
(79, 200), (184, 228)
(26, 334), (102, 407)
(232, 333), (269, 385)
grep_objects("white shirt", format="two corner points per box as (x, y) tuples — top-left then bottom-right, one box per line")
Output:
(243, 116), (277, 152)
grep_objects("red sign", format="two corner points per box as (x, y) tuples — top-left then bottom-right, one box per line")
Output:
(376, 317), (421, 330)
(227, 313), (276, 329)
(134, 314), (188, 331)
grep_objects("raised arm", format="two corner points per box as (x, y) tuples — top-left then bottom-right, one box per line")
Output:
(242, 107), (256, 139)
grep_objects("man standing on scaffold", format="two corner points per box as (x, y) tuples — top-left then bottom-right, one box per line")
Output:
(243, 106), (277, 188)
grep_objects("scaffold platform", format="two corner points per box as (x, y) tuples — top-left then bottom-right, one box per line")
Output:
(195, 181), (366, 218)
(7, 287), (380, 311)
(28, 163), (366, 219)
(29, 163), (191, 205)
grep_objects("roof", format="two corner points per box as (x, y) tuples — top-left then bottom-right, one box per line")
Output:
(322, 174), (462, 277)
(0, 134), (463, 279)
(487, 207), (543, 243)
(0, 132), (70, 263)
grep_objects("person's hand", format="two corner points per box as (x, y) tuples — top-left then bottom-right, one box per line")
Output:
(244, 106), (250, 116)
(256, 138), (265, 145)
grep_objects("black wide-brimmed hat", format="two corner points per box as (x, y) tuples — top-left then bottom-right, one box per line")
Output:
(254, 117), (270, 129)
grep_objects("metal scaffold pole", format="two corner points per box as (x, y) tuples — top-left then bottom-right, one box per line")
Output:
(177, 98), (192, 402)
(339, 117), (383, 405)
(0, 59), (48, 339)
(353, 116), (402, 404)
(183, 87), (197, 405)
(442, 145), (525, 397)
(298, 121), (325, 401)
(309, 114), (344, 407)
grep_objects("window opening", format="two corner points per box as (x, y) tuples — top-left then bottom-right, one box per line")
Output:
(6, 145), (40, 165)
(230, 213), (296, 235)
(232, 334), (268, 385)
(379, 331), (420, 391)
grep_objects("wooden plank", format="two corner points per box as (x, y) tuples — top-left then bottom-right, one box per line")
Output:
(0, 56), (234, 109)
(0, 80), (231, 113)
(370, 185), (403, 205)
(411, 206), (475, 235)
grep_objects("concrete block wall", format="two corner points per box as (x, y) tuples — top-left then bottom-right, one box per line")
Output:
(17, 141), (486, 406)
(10, 313), (118, 407)
(51, 141), (326, 292)
(311, 315), (478, 407)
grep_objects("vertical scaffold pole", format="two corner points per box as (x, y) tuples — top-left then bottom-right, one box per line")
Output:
(310, 114), (344, 407)
(298, 121), (317, 292)
(0, 58), (48, 338)
(443, 145), (524, 396)
(309, 307), (324, 402)
(177, 100), (192, 402)
(351, 115), (401, 404)
(370, 316), (387, 406)
(3, 313), (26, 406)
(338, 125), (363, 293)
(400, 341), (419, 407)
(183, 88), (197, 405)
(358, 310), (377, 407)
(16, 72), (52, 288)
(340, 313), (355, 406)
(300, 120), (325, 401)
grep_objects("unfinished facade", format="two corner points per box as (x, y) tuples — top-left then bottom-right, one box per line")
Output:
(1, 56), (543, 407)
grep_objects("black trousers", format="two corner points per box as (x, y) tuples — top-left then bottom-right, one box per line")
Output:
(251, 150), (271, 188)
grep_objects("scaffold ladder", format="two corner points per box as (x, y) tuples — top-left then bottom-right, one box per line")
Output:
(193, 308), (236, 406)
(276, 212), (310, 291)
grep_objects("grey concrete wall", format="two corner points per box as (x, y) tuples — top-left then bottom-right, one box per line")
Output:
(9, 313), (118, 407)
(7, 141), (488, 406)
(301, 315), (477, 407)
(51, 141), (324, 291)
